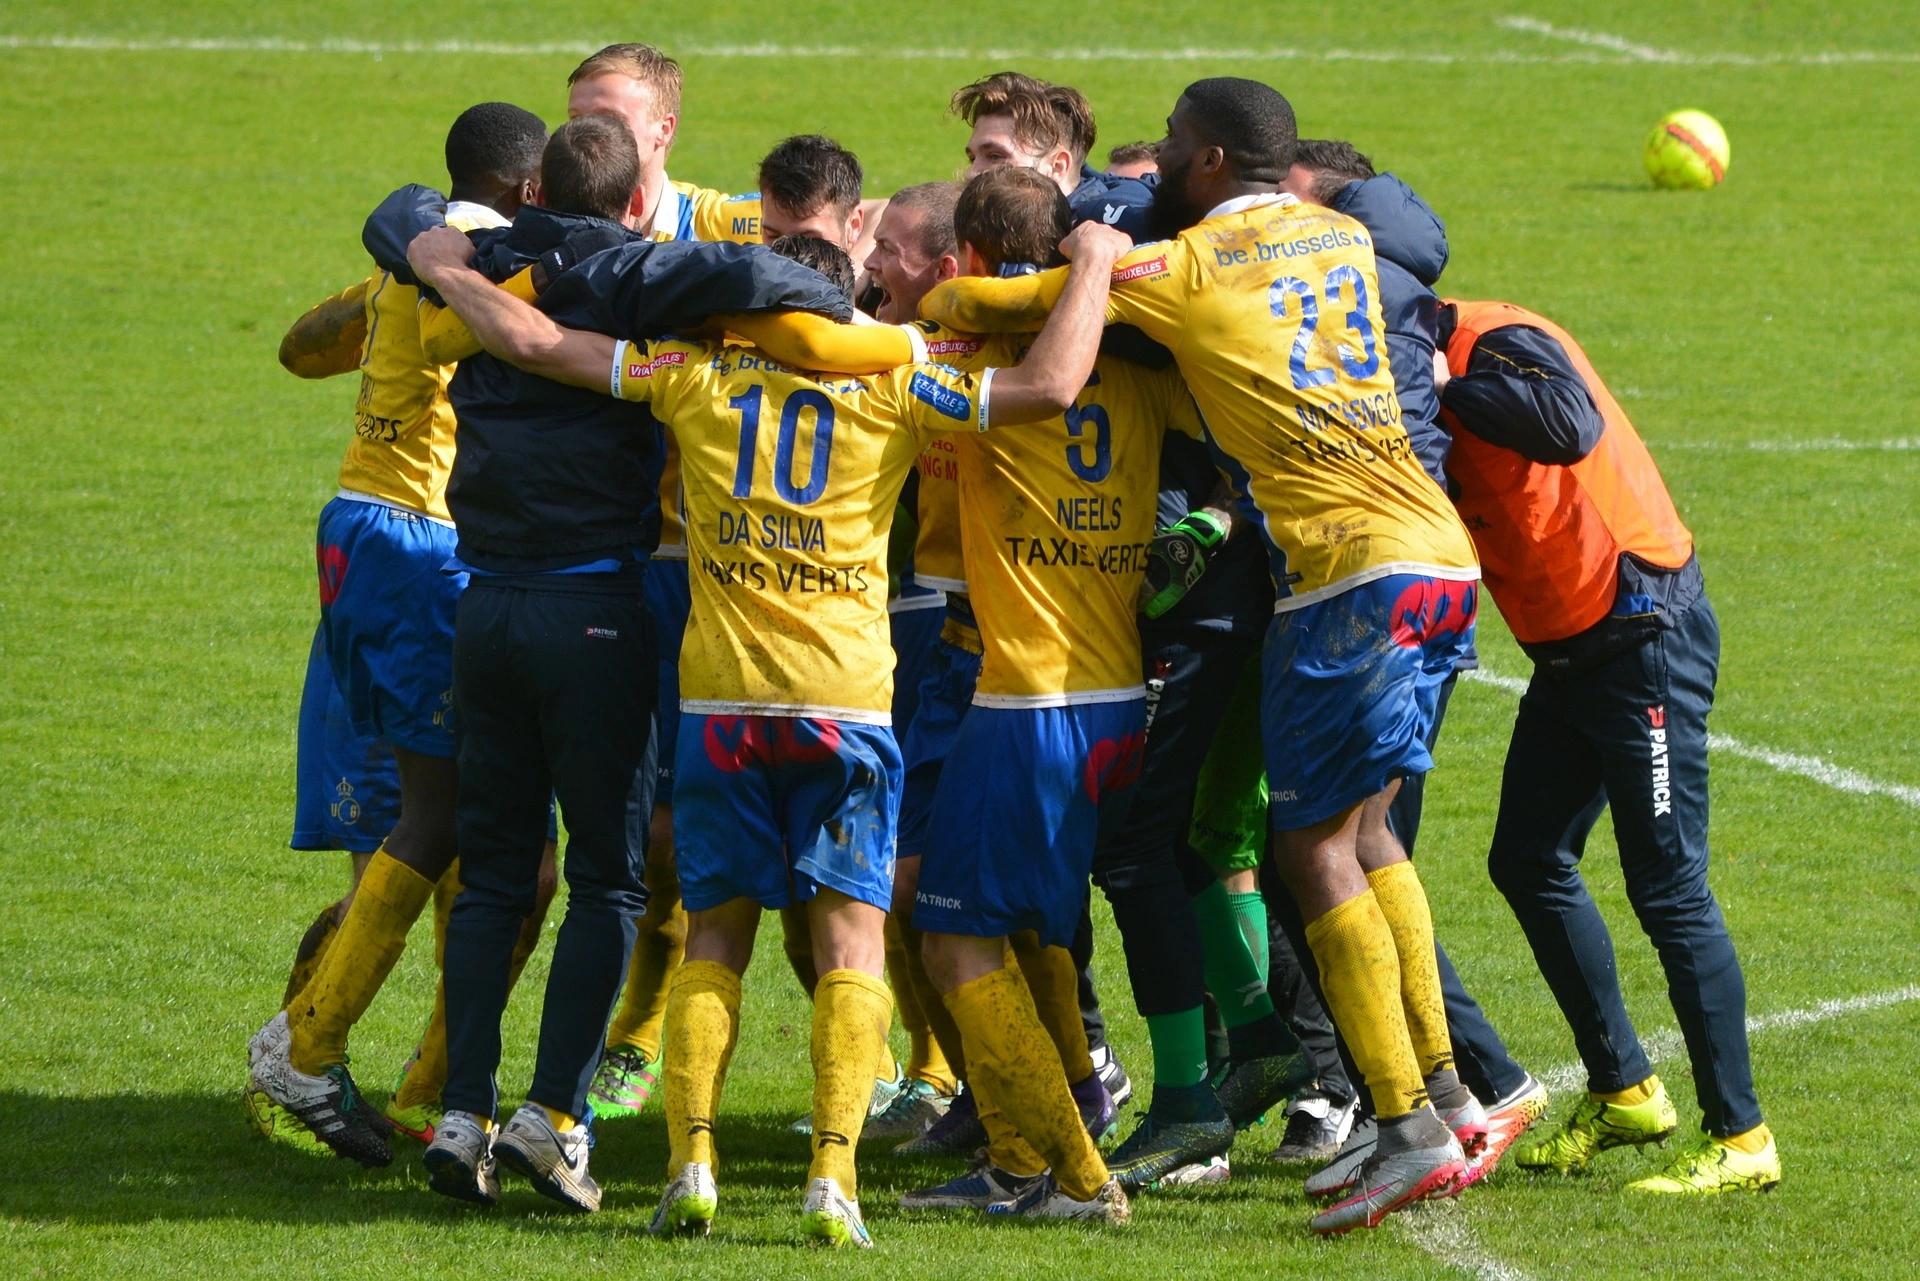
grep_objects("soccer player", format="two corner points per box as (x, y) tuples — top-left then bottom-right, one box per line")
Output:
(920, 78), (1488, 1235)
(1433, 298), (1779, 1194)
(249, 102), (550, 1167)
(1106, 141), (1158, 179)
(410, 214), (1126, 1243)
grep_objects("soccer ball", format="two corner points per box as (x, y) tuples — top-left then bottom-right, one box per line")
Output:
(1644, 110), (1730, 190)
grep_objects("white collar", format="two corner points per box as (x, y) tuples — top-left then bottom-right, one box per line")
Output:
(643, 172), (681, 239)
(1203, 192), (1298, 220)
(445, 200), (511, 230)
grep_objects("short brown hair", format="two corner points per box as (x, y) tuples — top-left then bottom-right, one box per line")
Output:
(568, 42), (683, 119)
(886, 181), (962, 261)
(954, 166), (1071, 272)
(1290, 138), (1376, 205)
(1106, 141), (1156, 168)
(767, 234), (856, 304)
(949, 71), (1097, 167)
(759, 135), (863, 219)
(541, 116), (641, 221)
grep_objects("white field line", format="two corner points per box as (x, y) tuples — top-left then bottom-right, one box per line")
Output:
(1458, 669), (1920, 809)
(1398, 1207), (1538, 1281)
(2, 30), (1917, 65)
(1497, 15), (1920, 65)
(1652, 438), (1920, 453)
(1539, 984), (1920, 1093)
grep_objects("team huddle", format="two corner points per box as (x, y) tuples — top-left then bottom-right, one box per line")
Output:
(249, 43), (1782, 1247)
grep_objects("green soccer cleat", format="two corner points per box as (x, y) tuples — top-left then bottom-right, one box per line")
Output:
(244, 1088), (333, 1157)
(1627, 1132), (1781, 1195)
(384, 1096), (442, 1145)
(1514, 1079), (1678, 1175)
(588, 1046), (663, 1119)
(800, 1176), (874, 1248)
(651, 1161), (719, 1237)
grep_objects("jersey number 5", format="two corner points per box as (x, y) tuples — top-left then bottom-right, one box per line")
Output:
(1064, 401), (1112, 483)
(1268, 264), (1380, 391)
(728, 384), (836, 505)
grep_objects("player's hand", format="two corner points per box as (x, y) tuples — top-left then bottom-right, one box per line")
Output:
(407, 225), (478, 287)
(1431, 347), (1451, 395)
(1059, 221), (1133, 267)
(1139, 510), (1227, 618)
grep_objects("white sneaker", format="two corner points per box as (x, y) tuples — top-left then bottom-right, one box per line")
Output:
(1304, 1115), (1377, 1199)
(988, 1174), (1131, 1225)
(423, 1110), (499, 1206)
(800, 1176), (873, 1248)
(650, 1161), (719, 1236)
(493, 1103), (599, 1211)
(245, 1011), (391, 1167)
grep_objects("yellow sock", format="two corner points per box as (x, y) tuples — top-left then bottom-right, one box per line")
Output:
(901, 922), (967, 1079)
(1009, 931), (1094, 1085)
(288, 849), (435, 1075)
(605, 855), (686, 1059)
(662, 959), (741, 1174)
(1304, 891), (1427, 1119)
(974, 1072), (1049, 1177)
(887, 919), (957, 1094)
(1366, 861), (1453, 1078)
(809, 969), (893, 1197)
(539, 1105), (580, 1132)
(1595, 1076), (1661, 1108)
(944, 965), (1107, 1201)
(1722, 1123), (1772, 1154)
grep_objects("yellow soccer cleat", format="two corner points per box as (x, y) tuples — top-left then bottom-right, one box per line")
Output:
(1628, 1133), (1780, 1195)
(244, 1088), (332, 1158)
(1514, 1078), (1678, 1175)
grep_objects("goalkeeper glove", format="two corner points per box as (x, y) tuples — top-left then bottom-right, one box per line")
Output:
(1140, 510), (1227, 619)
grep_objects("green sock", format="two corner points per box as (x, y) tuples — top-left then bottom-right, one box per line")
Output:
(1193, 880), (1278, 1028)
(1227, 890), (1270, 984)
(1143, 1008), (1210, 1088)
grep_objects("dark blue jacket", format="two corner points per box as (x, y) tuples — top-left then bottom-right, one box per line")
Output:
(1068, 164), (1158, 241)
(1326, 173), (1452, 485)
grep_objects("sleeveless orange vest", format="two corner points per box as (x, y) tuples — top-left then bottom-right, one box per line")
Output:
(1441, 301), (1693, 645)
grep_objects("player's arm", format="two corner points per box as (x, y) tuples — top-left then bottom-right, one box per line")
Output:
(1435, 326), (1605, 463)
(409, 226), (619, 392)
(716, 310), (921, 375)
(981, 223), (1132, 427)
(919, 240), (1185, 346)
(278, 280), (369, 378)
(418, 266), (542, 367)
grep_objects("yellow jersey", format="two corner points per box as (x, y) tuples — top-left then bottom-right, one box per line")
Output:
(902, 322), (1021, 595)
(609, 337), (990, 723)
(334, 200), (509, 522)
(960, 352), (1202, 704)
(921, 194), (1479, 612)
(645, 179), (766, 558)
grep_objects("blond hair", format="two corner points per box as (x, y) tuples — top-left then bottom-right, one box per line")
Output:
(568, 43), (683, 119)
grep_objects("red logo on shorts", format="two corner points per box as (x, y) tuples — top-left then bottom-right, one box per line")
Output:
(1389, 580), (1477, 648)
(317, 544), (349, 607)
(1648, 706), (1666, 728)
(703, 716), (843, 773)
(1083, 731), (1146, 802)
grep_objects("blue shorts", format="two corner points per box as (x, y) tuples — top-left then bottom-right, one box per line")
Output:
(674, 713), (902, 913)
(914, 698), (1146, 946)
(644, 557), (692, 805)
(1262, 574), (1477, 830)
(316, 496), (464, 757)
(292, 624), (400, 853)
(895, 604), (984, 858)
(888, 590), (948, 734)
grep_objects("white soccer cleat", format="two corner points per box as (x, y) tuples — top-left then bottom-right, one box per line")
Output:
(245, 1011), (392, 1167)
(493, 1103), (599, 1211)
(800, 1176), (873, 1248)
(422, 1109), (500, 1206)
(651, 1161), (719, 1237)
(1304, 1114), (1377, 1199)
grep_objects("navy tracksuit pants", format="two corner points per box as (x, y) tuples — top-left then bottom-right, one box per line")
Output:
(1488, 596), (1761, 1137)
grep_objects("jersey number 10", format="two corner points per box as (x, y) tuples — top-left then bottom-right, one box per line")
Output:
(728, 384), (836, 506)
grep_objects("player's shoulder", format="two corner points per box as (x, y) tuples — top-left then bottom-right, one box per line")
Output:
(681, 182), (763, 244)
(896, 360), (985, 425)
(1109, 238), (1185, 286)
(908, 318), (1002, 366)
(621, 335), (714, 383)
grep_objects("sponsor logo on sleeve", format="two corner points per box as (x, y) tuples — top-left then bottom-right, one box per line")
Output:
(925, 338), (983, 358)
(626, 350), (686, 380)
(910, 371), (973, 420)
(1111, 255), (1168, 284)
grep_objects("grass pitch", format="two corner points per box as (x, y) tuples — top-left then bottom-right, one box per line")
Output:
(3, 3), (1918, 1277)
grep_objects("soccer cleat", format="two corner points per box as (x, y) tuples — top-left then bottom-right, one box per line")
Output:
(650, 1161), (719, 1236)
(1455, 1074), (1549, 1189)
(794, 1062), (905, 1135)
(246, 1012), (392, 1167)
(895, 1082), (986, 1157)
(1438, 1091), (1490, 1161)
(1091, 1044), (1133, 1108)
(862, 1078), (953, 1142)
(493, 1104), (600, 1211)
(1072, 1071), (1119, 1145)
(1304, 1115), (1378, 1199)
(243, 1089), (332, 1157)
(1213, 1050), (1315, 1131)
(384, 1051), (441, 1143)
(1627, 1132), (1781, 1195)
(587, 1046), (663, 1120)
(1514, 1081), (1678, 1175)
(1309, 1134), (1467, 1236)
(1106, 1111), (1236, 1190)
(800, 1176), (874, 1248)
(900, 1158), (1045, 1211)
(1271, 1094), (1357, 1165)
(422, 1110), (500, 1206)
(1155, 1152), (1231, 1188)
(988, 1173), (1132, 1225)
